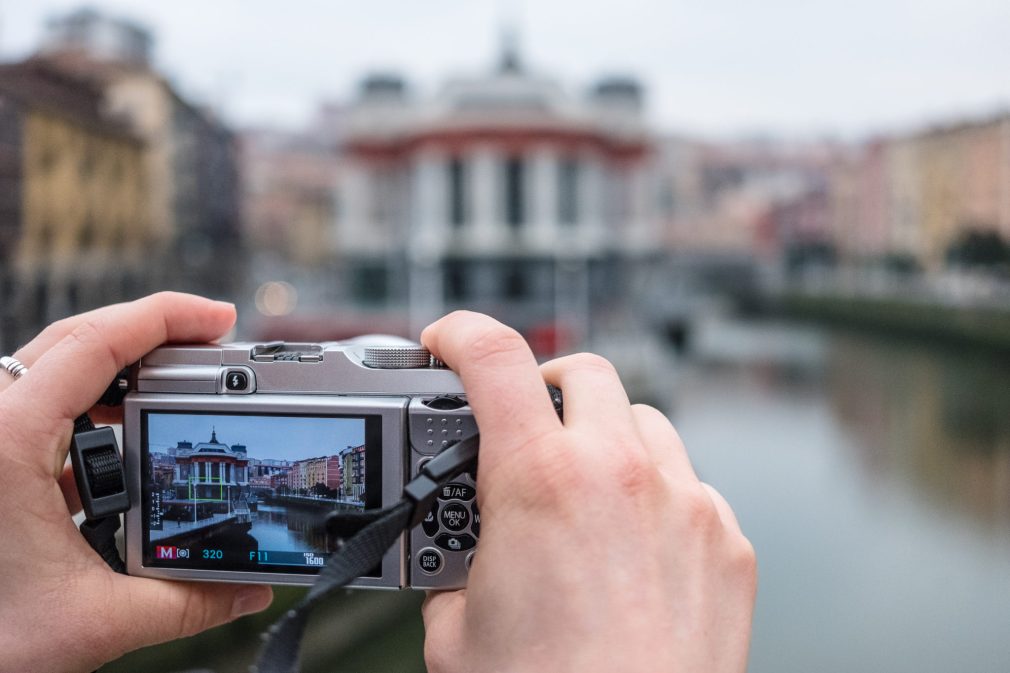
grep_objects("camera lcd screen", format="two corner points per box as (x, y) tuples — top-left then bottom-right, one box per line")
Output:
(141, 411), (382, 575)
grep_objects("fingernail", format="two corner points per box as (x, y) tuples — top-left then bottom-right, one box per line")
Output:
(215, 300), (237, 310)
(232, 585), (272, 618)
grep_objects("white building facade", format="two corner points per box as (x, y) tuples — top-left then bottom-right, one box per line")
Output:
(334, 47), (659, 347)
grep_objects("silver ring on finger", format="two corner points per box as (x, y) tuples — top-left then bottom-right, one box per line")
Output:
(0, 356), (28, 380)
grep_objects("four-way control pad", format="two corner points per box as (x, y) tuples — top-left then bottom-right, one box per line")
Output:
(411, 467), (480, 586)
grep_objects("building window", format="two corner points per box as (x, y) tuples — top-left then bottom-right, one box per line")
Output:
(352, 265), (388, 304)
(34, 278), (47, 324)
(503, 261), (528, 300)
(445, 260), (468, 301)
(558, 158), (579, 225)
(67, 282), (80, 314)
(448, 157), (467, 228)
(504, 156), (525, 228)
(78, 217), (95, 249)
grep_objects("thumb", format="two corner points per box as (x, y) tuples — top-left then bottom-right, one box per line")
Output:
(107, 576), (273, 656)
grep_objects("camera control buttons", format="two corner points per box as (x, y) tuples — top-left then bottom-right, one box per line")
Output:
(225, 370), (248, 391)
(221, 368), (254, 394)
(417, 548), (443, 575)
(421, 504), (439, 537)
(363, 346), (432, 369)
(438, 483), (475, 502)
(440, 503), (470, 531)
(471, 503), (480, 537)
(435, 533), (476, 552)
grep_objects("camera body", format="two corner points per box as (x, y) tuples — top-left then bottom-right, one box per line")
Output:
(123, 338), (479, 589)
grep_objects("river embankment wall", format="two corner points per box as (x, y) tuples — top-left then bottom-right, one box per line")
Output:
(765, 290), (1010, 353)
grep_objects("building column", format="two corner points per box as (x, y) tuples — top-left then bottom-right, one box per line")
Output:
(409, 147), (447, 335)
(530, 145), (558, 250)
(468, 145), (500, 251)
(580, 155), (605, 252)
(411, 147), (448, 249)
(626, 162), (653, 251)
(335, 159), (371, 253)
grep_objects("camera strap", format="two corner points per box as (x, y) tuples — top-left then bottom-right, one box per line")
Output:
(71, 412), (130, 573)
(252, 433), (480, 673)
(255, 384), (563, 672)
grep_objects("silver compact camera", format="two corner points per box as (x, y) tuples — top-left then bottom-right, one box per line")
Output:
(123, 338), (480, 590)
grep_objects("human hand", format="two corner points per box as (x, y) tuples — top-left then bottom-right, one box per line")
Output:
(420, 312), (756, 673)
(0, 293), (273, 673)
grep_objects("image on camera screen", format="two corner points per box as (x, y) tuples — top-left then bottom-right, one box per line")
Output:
(142, 411), (380, 574)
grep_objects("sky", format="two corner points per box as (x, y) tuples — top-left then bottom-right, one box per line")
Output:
(1, 0), (1009, 139)
(146, 412), (365, 462)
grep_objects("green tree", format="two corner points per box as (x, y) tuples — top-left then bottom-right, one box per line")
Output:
(946, 227), (1010, 268)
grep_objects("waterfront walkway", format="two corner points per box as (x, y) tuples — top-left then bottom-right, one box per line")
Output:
(150, 513), (238, 541)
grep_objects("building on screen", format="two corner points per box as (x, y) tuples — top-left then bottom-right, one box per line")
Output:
(340, 444), (366, 499)
(170, 429), (250, 504)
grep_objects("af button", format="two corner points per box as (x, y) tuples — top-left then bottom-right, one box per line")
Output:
(438, 482), (475, 502)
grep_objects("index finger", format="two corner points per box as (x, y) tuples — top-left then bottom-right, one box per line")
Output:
(2, 293), (235, 463)
(420, 311), (561, 469)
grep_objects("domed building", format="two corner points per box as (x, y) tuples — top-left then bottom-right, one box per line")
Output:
(334, 39), (659, 348)
(169, 429), (250, 518)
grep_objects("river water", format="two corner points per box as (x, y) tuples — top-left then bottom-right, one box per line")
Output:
(250, 504), (330, 553)
(674, 317), (1010, 673)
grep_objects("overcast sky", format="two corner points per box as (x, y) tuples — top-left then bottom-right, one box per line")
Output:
(147, 412), (365, 462)
(2, 0), (1008, 139)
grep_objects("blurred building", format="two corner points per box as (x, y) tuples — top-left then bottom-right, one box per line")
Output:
(0, 59), (148, 346)
(656, 137), (832, 261)
(0, 7), (241, 349)
(333, 41), (657, 342)
(826, 114), (1010, 270)
(240, 122), (342, 270)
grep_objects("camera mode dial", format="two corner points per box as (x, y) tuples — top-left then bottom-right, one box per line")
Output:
(363, 346), (432, 369)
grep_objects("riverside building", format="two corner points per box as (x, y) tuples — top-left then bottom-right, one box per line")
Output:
(171, 429), (250, 505)
(333, 40), (658, 346)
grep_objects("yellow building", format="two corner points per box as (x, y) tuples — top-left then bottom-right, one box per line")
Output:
(37, 50), (242, 298)
(828, 114), (1010, 271)
(0, 60), (148, 338)
(894, 116), (1010, 269)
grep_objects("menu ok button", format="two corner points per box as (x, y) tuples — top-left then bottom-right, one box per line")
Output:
(440, 503), (470, 532)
